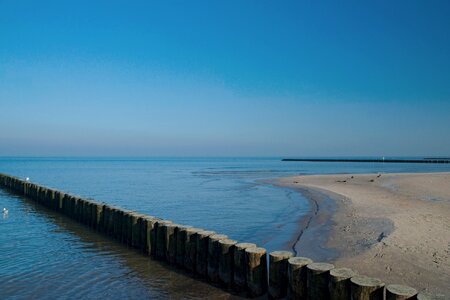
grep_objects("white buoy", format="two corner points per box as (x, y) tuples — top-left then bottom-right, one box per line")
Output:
(25, 177), (30, 181)
(3, 208), (8, 214)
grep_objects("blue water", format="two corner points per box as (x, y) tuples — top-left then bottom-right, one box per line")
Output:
(1, 157), (449, 299)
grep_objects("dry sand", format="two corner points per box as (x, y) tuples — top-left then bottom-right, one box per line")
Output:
(276, 172), (450, 296)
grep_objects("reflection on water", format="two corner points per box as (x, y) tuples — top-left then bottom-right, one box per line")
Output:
(0, 190), (242, 299)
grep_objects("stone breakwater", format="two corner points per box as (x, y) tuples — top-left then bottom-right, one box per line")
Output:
(0, 173), (443, 300)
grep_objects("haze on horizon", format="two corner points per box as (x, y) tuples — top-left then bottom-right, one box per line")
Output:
(1, 1), (449, 157)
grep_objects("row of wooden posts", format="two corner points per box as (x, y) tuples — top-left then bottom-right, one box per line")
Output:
(0, 173), (442, 300)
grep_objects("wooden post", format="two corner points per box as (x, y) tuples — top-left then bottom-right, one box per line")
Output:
(175, 225), (191, 267)
(386, 284), (417, 300)
(287, 256), (313, 300)
(416, 291), (445, 300)
(148, 216), (162, 256)
(130, 212), (141, 248)
(350, 275), (385, 300)
(233, 242), (256, 292)
(207, 234), (228, 283)
(306, 262), (334, 300)
(136, 214), (147, 250)
(93, 201), (105, 231)
(195, 230), (216, 276)
(166, 223), (178, 264)
(155, 220), (173, 261)
(245, 247), (268, 297)
(218, 238), (237, 288)
(102, 205), (110, 234)
(269, 250), (294, 299)
(142, 216), (159, 255)
(119, 210), (129, 243)
(329, 267), (356, 300)
(184, 227), (202, 272)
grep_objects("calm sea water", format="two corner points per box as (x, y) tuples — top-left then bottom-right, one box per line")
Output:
(1, 157), (449, 299)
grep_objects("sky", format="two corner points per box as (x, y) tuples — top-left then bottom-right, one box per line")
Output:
(1, 0), (450, 157)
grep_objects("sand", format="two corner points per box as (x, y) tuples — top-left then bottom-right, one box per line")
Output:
(276, 172), (450, 296)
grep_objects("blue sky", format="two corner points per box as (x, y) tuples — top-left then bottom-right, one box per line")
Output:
(1, 0), (449, 156)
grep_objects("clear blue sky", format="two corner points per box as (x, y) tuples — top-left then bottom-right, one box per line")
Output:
(1, 0), (449, 156)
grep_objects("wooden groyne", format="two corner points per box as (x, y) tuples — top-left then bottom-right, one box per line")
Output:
(0, 172), (444, 299)
(282, 158), (450, 164)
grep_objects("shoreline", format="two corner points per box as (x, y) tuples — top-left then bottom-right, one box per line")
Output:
(274, 172), (450, 296)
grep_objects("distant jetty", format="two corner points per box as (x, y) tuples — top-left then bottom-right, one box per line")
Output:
(282, 158), (450, 164)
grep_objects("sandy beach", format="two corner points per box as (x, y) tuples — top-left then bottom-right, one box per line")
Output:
(276, 172), (450, 296)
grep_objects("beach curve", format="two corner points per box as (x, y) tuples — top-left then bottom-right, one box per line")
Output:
(275, 172), (450, 296)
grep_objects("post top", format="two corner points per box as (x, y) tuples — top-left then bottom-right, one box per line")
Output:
(156, 219), (173, 225)
(175, 224), (192, 230)
(307, 262), (334, 272)
(185, 227), (203, 233)
(235, 242), (257, 249)
(210, 234), (228, 240)
(387, 284), (417, 297)
(417, 291), (446, 300)
(351, 275), (384, 288)
(288, 256), (313, 266)
(219, 239), (237, 246)
(330, 267), (357, 279)
(197, 230), (216, 236)
(246, 247), (266, 255)
(270, 250), (293, 258)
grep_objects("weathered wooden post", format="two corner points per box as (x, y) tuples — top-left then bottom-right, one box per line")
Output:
(195, 230), (216, 276)
(58, 192), (67, 215)
(350, 275), (385, 300)
(42, 188), (49, 207)
(245, 247), (268, 297)
(138, 215), (146, 250)
(148, 216), (162, 256)
(51, 190), (59, 211)
(107, 205), (114, 235)
(102, 205), (110, 234)
(287, 256), (313, 300)
(52, 190), (60, 211)
(130, 212), (141, 246)
(329, 267), (356, 300)
(184, 227), (202, 272)
(78, 198), (85, 223)
(233, 242), (257, 292)
(207, 234), (228, 283)
(306, 262), (334, 300)
(78, 198), (87, 224)
(218, 238), (237, 287)
(118, 209), (128, 243)
(72, 196), (80, 220)
(64, 194), (72, 216)
(88, 202), (96, 228)
(386, 284), (417, 300)
(166, 223), (179, 264)
(155, 220), (174, 261)
(175, 225), (191, 267)
(269, 250), (294, 299)
(142, 216), (159, 255)
(108, 206), (117, 238)
(416, 292), (445, 300)
(94, 203), (104, 232)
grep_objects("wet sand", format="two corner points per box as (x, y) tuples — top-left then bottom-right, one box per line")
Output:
(276, 172), (450, 296)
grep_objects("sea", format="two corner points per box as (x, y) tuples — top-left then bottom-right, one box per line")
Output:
(1, 157), (449, 299)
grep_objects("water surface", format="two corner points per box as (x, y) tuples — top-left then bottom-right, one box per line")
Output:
(1, 157), (449, 299)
